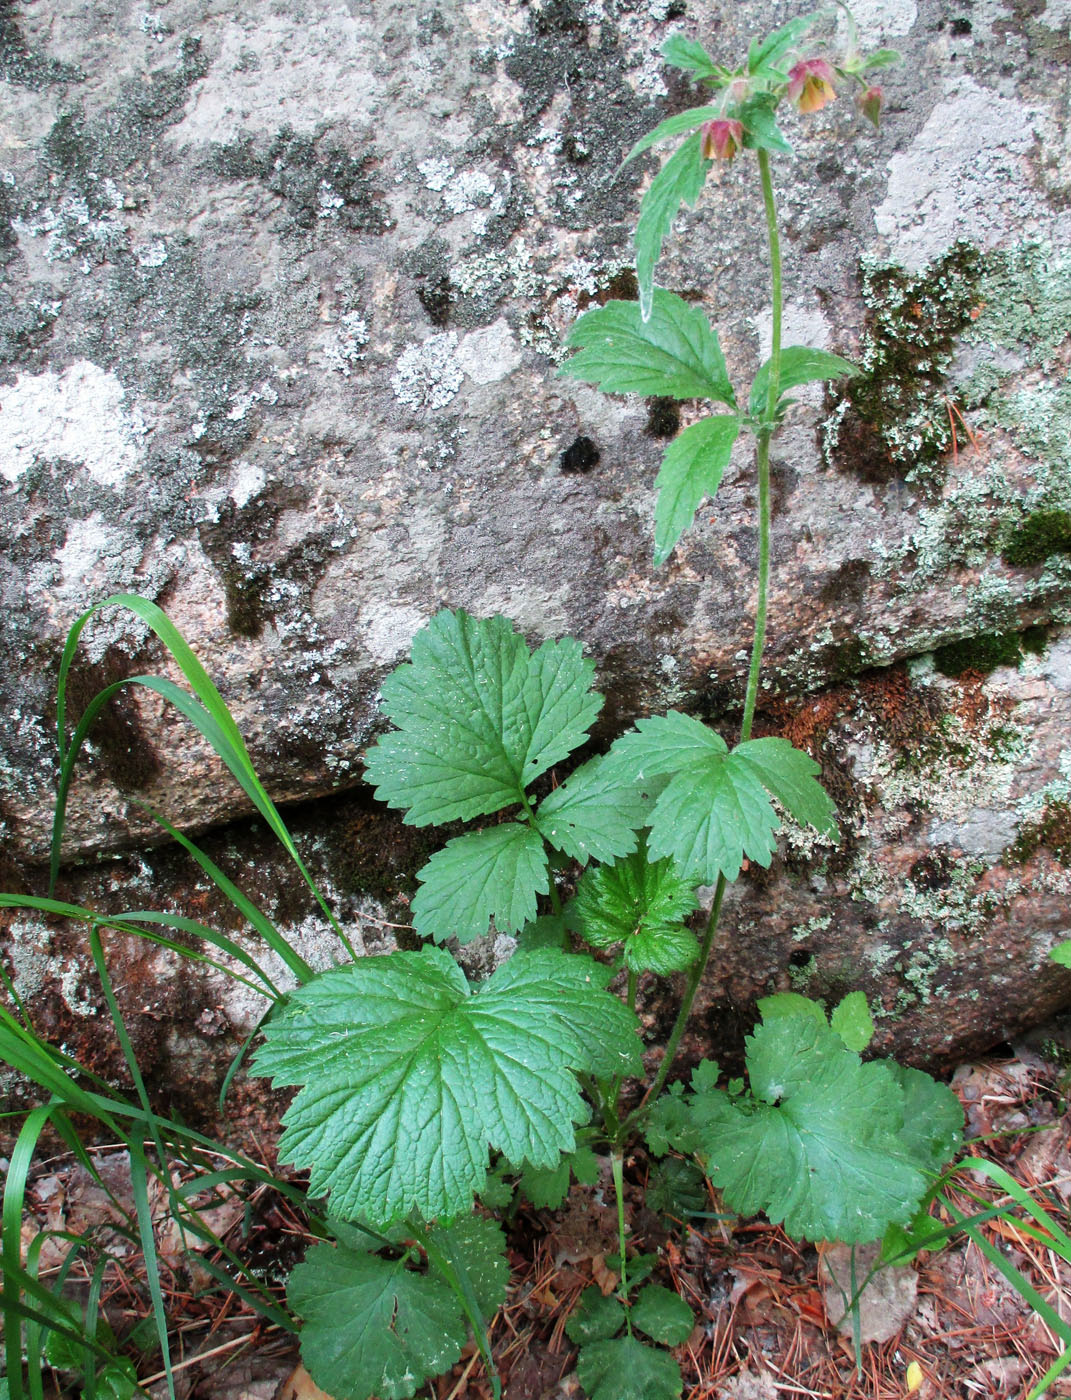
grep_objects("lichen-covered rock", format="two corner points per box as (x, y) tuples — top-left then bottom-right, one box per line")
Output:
(2, 0), (1071, 1078)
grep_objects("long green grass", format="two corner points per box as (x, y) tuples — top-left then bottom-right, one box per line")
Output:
(2, 595), (352, 1398)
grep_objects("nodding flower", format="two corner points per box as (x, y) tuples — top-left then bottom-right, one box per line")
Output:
(856, 84), (884, 128)
(786, 58), (837, 113)
(700, 118), (745, 162)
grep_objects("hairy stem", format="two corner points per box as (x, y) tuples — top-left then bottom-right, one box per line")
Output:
(611, 1150), (631, 1328)
(618, 148), (783, 1141)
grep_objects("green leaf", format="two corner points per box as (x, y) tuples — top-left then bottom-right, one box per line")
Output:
(1052, 939), (1071, 968)
(653, 415), (740, 566)
(535, 756), (650, 866)
(566, 1288), (626, 1346)
(561, 290), (733, 403)
(577, 1336), (682, 1400)
(571, 844), (699, 975)
(691, 1016), (930, 1243)
(606, 1252), (659, 1289)
(364, 610), (601, 827)
(749, 345), (859, 416)
(737, 93), (793, 155)
(479, 1165), (516, 1210)
(520, 1144), (600, 1208)
(756, 992), (827, 1030)
(660, 35), (721, 81)
(884, 1063), (963, 1176)
(882, 1203), (951, 1265)
(863, 47), (901, 72)
(620, 106), (722, 166)
(254, 946), (641, 1226)
(289, 1243), (466, 1400)
(631, 1285), (694, 1346)
(645, 1086), (693, 1158)
(428, 1215), (509, 1319)
(646, 1157), (708, 1218)
(635, 137), (713, 322)
(411, 823), (549, 944)
(607, 719), (836, 883)
(516, 912), (569, 952)
(748, 14), (818, 77)
(830, 991), (874, 1052)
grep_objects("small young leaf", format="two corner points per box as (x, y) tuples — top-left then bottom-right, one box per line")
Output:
(660, 34), (721, 81)
(412, 823), (549, 944)
(748, 13), (819, 77)
(631, 1284), (694, 1346)
(635, 136), (713, 321)
(830, 991), (875, 1053)
(519, 1145), (599, 1208)
(289, 1244), (466, 1400)
(620, 106), (722, 166)
(756, 991), (827, 1029)
(653, 414), (740, 566)
(566, 1288), (626, 1346)
(364, 610), (601, 827)
(479, 1165), (516, 1210)
(690, 1059), (720, 1094)
(1051, 939), (1071, 968)
(561, 291), (734, 403)
(517, 912), (569, 952)
(605, 1252), (659, 1289)
(428, 1215), (510, 1319)
(737, 93), (793, 155)
(645, 1084), (693, 1158)
(882, 1202), (950, 1265)
(645, 1157), (708, 1218)
(692, 1016), (931, 1243)
(254, 946), (641, 1227)
(577, 1335), (683, 1400)
(863, 47), (902, 72)
(535, 755), (650, 866)
(571, 843), (700, 976)
(749, 345), (859, 416)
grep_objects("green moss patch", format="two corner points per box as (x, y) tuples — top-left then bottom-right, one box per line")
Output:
(1006, 801), (1071, 867)
(1002, 509), (1071, 568)
(933, 631), (1025, 677)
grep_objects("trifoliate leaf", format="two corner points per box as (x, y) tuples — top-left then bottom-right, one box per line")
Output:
(428, 1215), (509, 1319)
(884, 1063), (963, 1176)
(748, 14), (818, 78)
(756, 992), (827, 1030)
(535, 756), (650, 866)
(620, 106), (722, 166)
(479, 1165), (516, 1210)
(646, 1157), (708, 1219)
(830, 991), (875, 1053)
(690, 1059), (720, 1094)
(566, 1288), (626, 1346)
(561, 291), (733, 403)
(289, 1243), (466, 1400)
(645, 1084), (692, 1157)
(411, 823), (548, 944)
(571, 844), (699, 975)
(364, 610), (601, 826)
(635, 138), (714, 322)
(653, 415), (740, 567)
(254, 947), (640, 1227)
(660, 34), (721, 81)
(749, 345), (859, 416)
(577, 1336), (682, 1400)
(691, 1016), (929, 1243)
(631, 1285), (694, 1346)
(737, 93), (793, 155)
(605, 718), (836, 883)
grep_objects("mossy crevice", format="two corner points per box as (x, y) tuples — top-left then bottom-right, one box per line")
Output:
(824, 242), (985, 488)
(1002, 509), (1071, 568)
(933, 621), (1050, 677)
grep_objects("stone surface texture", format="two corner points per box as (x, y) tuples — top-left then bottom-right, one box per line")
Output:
(2, 0), (1071, 1099)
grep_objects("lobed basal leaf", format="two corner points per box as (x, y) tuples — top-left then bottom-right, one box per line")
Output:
(411, 822), (548, 944)
(253, 946), (641, 1227)
(364, 610), (602, 827)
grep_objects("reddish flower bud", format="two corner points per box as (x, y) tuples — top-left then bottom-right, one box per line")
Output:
(700, 118), (745, 162)
(786, 58), (837, 113)
(856, 84), (884, 128)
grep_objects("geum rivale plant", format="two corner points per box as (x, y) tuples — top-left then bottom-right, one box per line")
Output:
(0, 13), (964, 1400)
(253, 12), (960, 1400)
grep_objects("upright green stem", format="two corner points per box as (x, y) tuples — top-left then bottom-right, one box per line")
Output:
(617, 147), (783, 1140)
(610, 1150), (631, 1329)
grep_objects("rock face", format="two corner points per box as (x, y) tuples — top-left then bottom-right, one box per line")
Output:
(2, 0), (1071, 1097)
